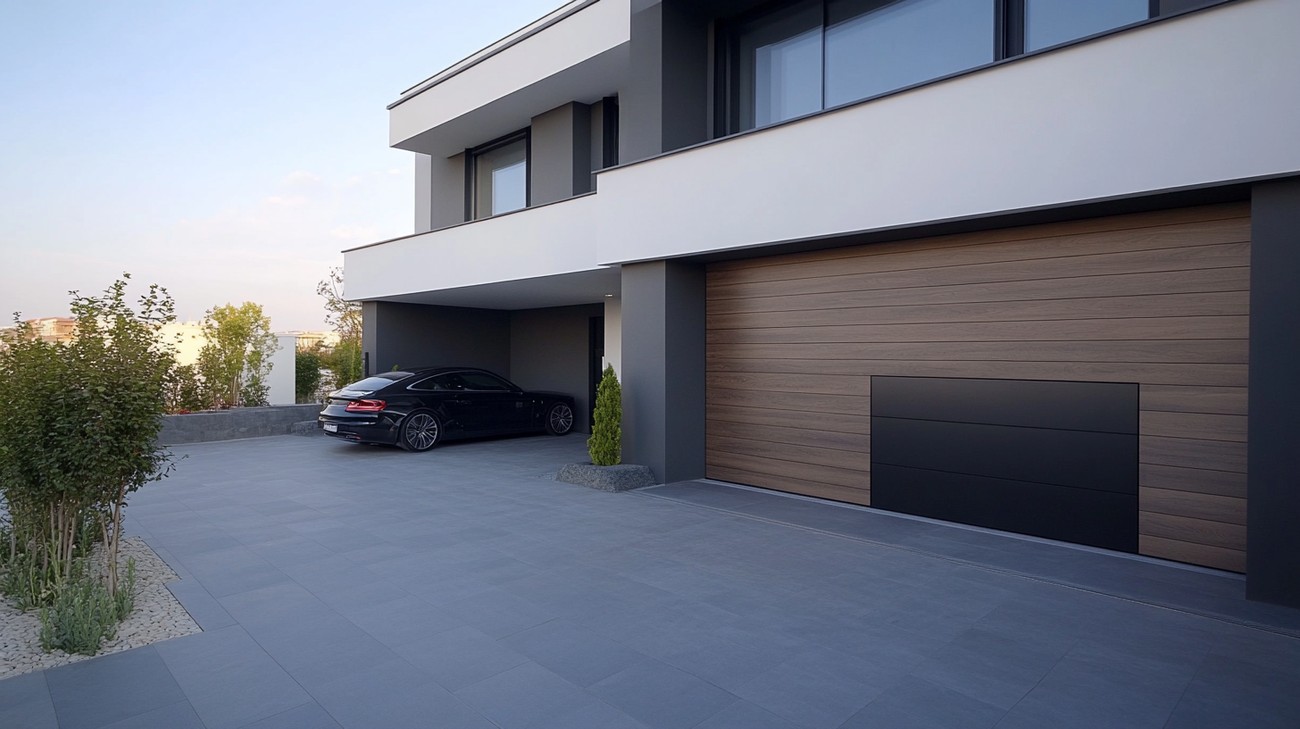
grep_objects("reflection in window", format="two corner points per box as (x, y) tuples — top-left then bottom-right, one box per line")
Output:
(735, 0), (823, 131)
(1025, 0), (1150, 51)
(472, 135), (527, 219)
(826, 0), (994, 108)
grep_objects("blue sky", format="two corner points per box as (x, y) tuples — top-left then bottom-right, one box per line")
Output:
(0, 0), (565, 330)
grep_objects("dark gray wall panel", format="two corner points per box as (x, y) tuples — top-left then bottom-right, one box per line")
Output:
(623, 1), (709, 162)
(874, 464), (1139, 552)
(872, 376), (1139, 433)
(872, 419), (1138, 494)
(871, 376), (1139, 552)
(1247, 177), (1300, 607)
(367, 302), (511, 377)
(623, 260), (706, 482)
(510, 304), (603, 433)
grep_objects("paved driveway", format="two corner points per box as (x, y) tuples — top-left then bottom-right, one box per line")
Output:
(3, 433), (1299, 728)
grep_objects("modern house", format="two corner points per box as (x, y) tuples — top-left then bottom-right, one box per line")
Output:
(344, 0), (1300, 607)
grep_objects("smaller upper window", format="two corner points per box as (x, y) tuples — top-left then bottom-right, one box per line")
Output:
(470, 132), (528, 220)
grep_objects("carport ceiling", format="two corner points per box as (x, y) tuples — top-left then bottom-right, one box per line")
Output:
(369, 267), (620, 310)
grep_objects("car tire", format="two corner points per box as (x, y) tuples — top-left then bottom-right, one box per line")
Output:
(399, 411), (441, 452)
(545, 403), (575, 435)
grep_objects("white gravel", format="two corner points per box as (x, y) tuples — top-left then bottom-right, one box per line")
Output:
(0, 536), (201, 679)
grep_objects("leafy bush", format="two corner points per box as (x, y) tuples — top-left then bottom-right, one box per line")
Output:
(38, 557), (134, 656)
(295, 347), (324, 403)
(164, 363), (205, 413)
(197, 302), (277, 407)
(588, 365), (622, 466)
(0, 275), (173, 652)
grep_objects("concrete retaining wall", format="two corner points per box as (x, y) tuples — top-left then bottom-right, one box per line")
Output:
(159, 404), (322, 445)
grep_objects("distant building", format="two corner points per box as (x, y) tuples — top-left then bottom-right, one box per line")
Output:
(159, 321), (207, 367)
(282, 330), (341, 352)
(24, 317), (77, 344)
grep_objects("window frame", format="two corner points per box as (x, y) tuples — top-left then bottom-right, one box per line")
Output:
(715, 0), (1160, 137)
(464, 128), (531, 221)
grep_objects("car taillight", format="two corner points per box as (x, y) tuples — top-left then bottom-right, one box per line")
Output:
(345, 399), (386, 413)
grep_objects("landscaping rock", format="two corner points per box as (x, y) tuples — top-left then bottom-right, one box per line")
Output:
(556, 463), (657, 492)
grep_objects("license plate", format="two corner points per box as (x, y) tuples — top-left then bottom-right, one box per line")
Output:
(323, 423), (338, 433)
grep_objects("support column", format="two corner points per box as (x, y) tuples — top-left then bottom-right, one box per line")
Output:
(621, 260), (706, 483)
(1246, 177), (1300, 607)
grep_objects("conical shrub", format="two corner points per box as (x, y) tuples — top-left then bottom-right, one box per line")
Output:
(588, 365), (621, 466)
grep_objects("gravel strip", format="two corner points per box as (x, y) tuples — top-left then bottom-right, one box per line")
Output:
(0, 537), (201, 680)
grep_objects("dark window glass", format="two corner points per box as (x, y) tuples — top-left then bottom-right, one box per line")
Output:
(1024, 0), (1149, 51)
(339, 374), (409, 394)
(734, 0), (823, 131)
(472, 135), (527, 219)
(458, 372), (514, 391)
(825, 0), (994, 107)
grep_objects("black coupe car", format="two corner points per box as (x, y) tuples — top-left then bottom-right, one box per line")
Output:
(318, 367), (576, 451)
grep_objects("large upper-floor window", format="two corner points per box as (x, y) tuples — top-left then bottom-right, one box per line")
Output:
(469, 131), (528, 220)
(721, 0), (1156, 134)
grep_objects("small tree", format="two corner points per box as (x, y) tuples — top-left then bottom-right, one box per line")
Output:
(588, 365), (622, 466)
(196, 302), (278, 407)
(164, 363), (204, 413)
(317, 267), (362, 386)
(295, 346), (324, 403)
(0, 275), (175, 629)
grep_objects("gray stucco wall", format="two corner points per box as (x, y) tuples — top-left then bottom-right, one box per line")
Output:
(362, 301), (511, 376)
(531, 103), (593, 205)
(429, 152), (467, 231)
(510, 304), (603, 433)
(623, 1), (710, 163)
(620, 260), (706, 483)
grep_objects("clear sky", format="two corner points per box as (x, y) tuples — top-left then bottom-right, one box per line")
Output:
(0, 0), (566, 331)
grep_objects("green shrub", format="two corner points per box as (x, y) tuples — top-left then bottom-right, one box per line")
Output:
(588, 365), (622, 466)
(37, 557), (128, 655)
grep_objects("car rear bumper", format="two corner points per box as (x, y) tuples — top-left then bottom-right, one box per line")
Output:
(318, 415), (399, 446)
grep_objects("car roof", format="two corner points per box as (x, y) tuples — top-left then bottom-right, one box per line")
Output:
(403, 366), (503, 377)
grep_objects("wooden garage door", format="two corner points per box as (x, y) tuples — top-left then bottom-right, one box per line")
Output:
(706, 203), (1250, 572)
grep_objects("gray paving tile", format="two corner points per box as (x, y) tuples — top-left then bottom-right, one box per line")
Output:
(311, 659), (493, 729)
(235, 701), (342, 729)
(0, 670), (58, 729)
(841, 675), (1005, 728)
(590, 660), (739, 729)
(391, 625), (529, 692)
(45, 648), (186, 729)
(98, 701), (204, 729)
(521, 700), (649, 729)
(908, 627), (1068, 710)
(165, 578), (237, 630)
(155, 625), (311, 729)
(456, 661), (597, 729)
(501, 619), (647, 686)
(249, 614), (404, 690)
(438, 586), (559, 638)
(336, 594), (464, 647)
(693, 700), (803, 729)
(729, 647), (889, 729)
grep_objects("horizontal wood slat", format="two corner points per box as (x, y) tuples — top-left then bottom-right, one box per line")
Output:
(1140, 412), (1248, 442)
(710, 359), (1248, 388)
(708, 242), (1249, 300)
(709, 204), (1250, 278)
(709, 340), (1247, 365)
(707, 451), (871, 492)
(1140, 437), (1247, 474)
(706, 206), (1250, 572)
(1138, 385), (1248, 415)
(1141, 463), (1246, 498)
(707, 292), (1249, 329)
(1139, 535), (1245, 573)
(1139, 512), (1246, 551)
(707, 435), (874, 473)
(707, 317), (1248, 345)
(1140, 487), (1246, 525)
(706, 464), (871, 505)
(707, 387), (872, 416)
(708, 404), (872, 434)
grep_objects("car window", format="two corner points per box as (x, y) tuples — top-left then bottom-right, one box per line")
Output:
(409, 374), (463, 391)
(457, 372), (513, 391)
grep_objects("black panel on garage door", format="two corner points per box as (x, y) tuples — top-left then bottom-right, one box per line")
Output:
(871, 376), (1139, 552)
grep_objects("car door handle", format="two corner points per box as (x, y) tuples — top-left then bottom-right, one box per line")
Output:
(451, 399), (471, 405)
